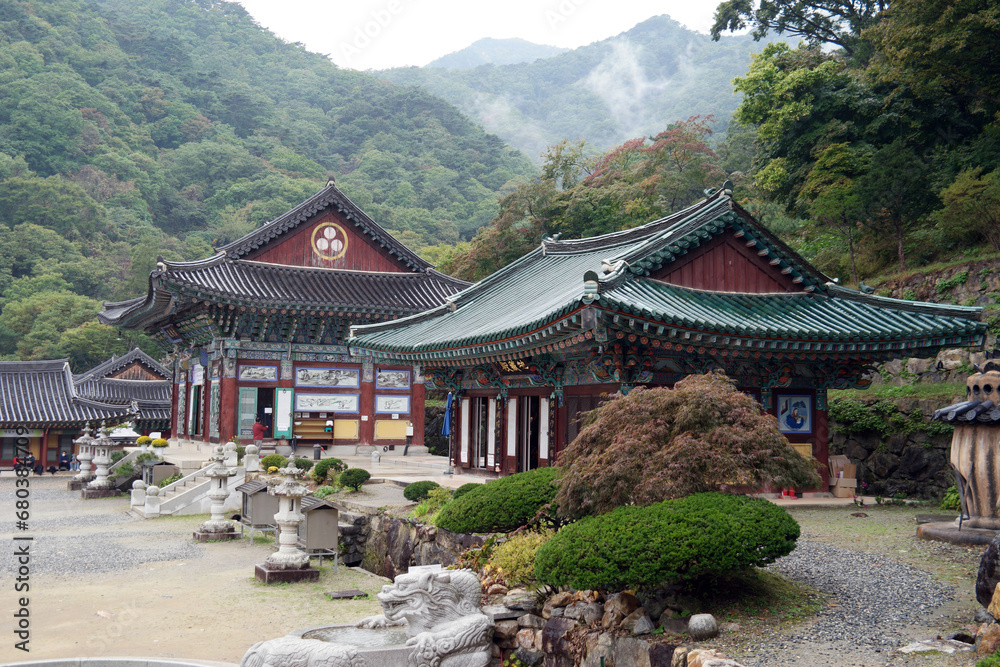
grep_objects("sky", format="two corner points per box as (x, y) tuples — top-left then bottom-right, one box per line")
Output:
(235, 0), (720, 71)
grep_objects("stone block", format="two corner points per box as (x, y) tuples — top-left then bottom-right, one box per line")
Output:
(519, 614), (546, 629)
(938, 349), (970, 370)
(622, 608), (653, 634)
(604, 592), (642, 617)
(613, 637), (652, 667)
(564, 601), (604, 625)
(672, 645), (690, 667)
(516, 628), (536, 649)
(541, 617), (578, 655)
(581, 632), (615, 667)
(989, 586), (1000, 621)
(907, 357), (934, 375)
(515, 647), (544, 666)
(661, 618), (689, 635)
(254, 564), (320, 584)
(494, 620), (519, 640)
(649, 642), (678, 667)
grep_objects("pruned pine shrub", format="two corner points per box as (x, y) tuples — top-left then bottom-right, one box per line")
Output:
(339, 468), (371, 490)
(453, 483), (479, 500)
(489, 529), (554, 588)
(311, 457), (347, 483)
(556, 372), (823, 520)
(260, 454), (287, 470)
(534, 492), (800, 592)
(292, 457), (313, 472)
(435, 467), (560, 534)
(404, 480), (441, 501)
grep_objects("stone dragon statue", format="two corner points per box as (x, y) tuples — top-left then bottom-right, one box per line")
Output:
(241, 569), (493, 667)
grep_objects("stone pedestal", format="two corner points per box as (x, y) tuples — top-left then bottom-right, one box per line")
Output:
(130, 480), (147, 508)
(194, 444), (240, 542)
(244, 444), (260, 473)
(69, 427), (95, 491)
(83, 425), (125, 499)
(143, 486), (161, 517)
(255, 466), (317, 584)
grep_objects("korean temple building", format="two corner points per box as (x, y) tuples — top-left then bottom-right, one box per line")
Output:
(0, 349), (171, 467)
(349, 185), (988, 484)
(99, 182), (469, 450)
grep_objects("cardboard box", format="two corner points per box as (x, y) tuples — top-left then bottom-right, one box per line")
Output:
(835, 476), (857, 488)
(832, 485), (855, 498)
(841, 463), (857, 478)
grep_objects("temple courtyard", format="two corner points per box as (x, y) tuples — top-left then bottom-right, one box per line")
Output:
(0, 471), (985, 666)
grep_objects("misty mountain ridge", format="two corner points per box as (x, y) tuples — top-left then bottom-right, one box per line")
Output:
(379, 15), (783, 162)
(427, 38), (568, 69)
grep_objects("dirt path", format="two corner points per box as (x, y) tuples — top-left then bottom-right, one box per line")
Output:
(1, 476), (387, 665)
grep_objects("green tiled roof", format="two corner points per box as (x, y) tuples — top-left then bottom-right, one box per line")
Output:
(350, 192), (986, 361)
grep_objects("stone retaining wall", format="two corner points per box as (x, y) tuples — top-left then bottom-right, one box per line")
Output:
(340, 507), (485, 578)
(829, 397), (955, 499)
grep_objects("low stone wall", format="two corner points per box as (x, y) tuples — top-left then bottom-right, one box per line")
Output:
(829, 396), (955, 499)
(341, 507), (485, 578)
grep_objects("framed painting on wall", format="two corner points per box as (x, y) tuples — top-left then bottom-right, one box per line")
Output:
(238, 365), (278, 382)
(295, 393), (359, 413)
(376, 370), (410, 390)
(776, 395), (812, 434)
(295, 367), (360, 388)
(375, 395), (410, 414)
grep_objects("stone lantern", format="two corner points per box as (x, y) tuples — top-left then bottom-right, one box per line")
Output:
(255, 466), (319, 584)
(920, 361), (1000, 544)
(68, 425), (95, 491)
(194, 444), (240, 542)
(83, 424), (127, 498)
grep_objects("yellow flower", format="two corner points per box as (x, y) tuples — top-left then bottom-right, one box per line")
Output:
(268, 466), (279, 473)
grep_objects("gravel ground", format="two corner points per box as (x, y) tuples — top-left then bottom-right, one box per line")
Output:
(722, 540), (966, 666)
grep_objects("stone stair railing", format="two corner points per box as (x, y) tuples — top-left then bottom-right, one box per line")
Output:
(154, 463), (245, 517)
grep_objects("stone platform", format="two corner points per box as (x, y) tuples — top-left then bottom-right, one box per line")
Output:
(193, 530), (240, 543)
(67, 480), (87, 490)
(917, 521), (996, 546)
(82, 488), (123, 499)
(255, 564), (320, 584)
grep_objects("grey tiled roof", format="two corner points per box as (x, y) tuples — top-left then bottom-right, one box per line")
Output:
(74, 348), (171, 382)
(0, 360), (129, 427)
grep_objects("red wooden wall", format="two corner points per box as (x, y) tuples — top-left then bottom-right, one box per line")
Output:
(246, 210), (411, 273)
(652, 235), (803, 293)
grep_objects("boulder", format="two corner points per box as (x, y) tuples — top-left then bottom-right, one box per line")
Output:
(671, 645), (690, 667)
(541, 617), (579, 655)
(977, 622), (1000, 656)
(581, 633), (615, 667)
(494, 619), (519, 640)
(990, 586), (1000, 622)
(515, 647), (544, 666)
(604, 592), (642, 617)
(621, 608), (654, 634)
(661, 618), (689, 635)
(516, 628), (536, 650)
(977, 534), (1000, 608)
(487, 583), (508, 596)
(564, 601), (604, 625)
(687, 614), (719, 640)
(504, 589), (539, 612)
(613, 637), (652, 667)
(519, 614), (546, 629)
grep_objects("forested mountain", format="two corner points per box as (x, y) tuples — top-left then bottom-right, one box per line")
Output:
(378, 16), (780, 162)
(0, 0), (535, 368)
(442, 0), (1000, 317)
(427, 38), (567, 70)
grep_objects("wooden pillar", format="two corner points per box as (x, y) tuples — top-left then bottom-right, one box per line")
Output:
(814, 407), (830, 490)
(219, 374), (237, 444)
(411, 382), (425, 447)
(201, 375), (212, 444)
(360, 363), (374, 446)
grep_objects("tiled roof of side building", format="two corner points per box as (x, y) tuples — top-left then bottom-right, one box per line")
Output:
(74, 348), (171, 382)
(0, 360), (130, 427)
(74, 377), (172, 405)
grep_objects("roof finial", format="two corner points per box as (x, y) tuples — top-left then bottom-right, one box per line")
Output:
(326, 174), (336, 187)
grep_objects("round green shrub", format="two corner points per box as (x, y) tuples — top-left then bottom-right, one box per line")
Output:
(311, 457), (347, 483)
(435, 467), (561, 534)
(292, 457), (314, 472)
(534, 492), (800, 592)
(260, 454), (288, 470)
(452, 483), (479, 500)
(404, 480), (441, 501)
(339, 467), (371, 490)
